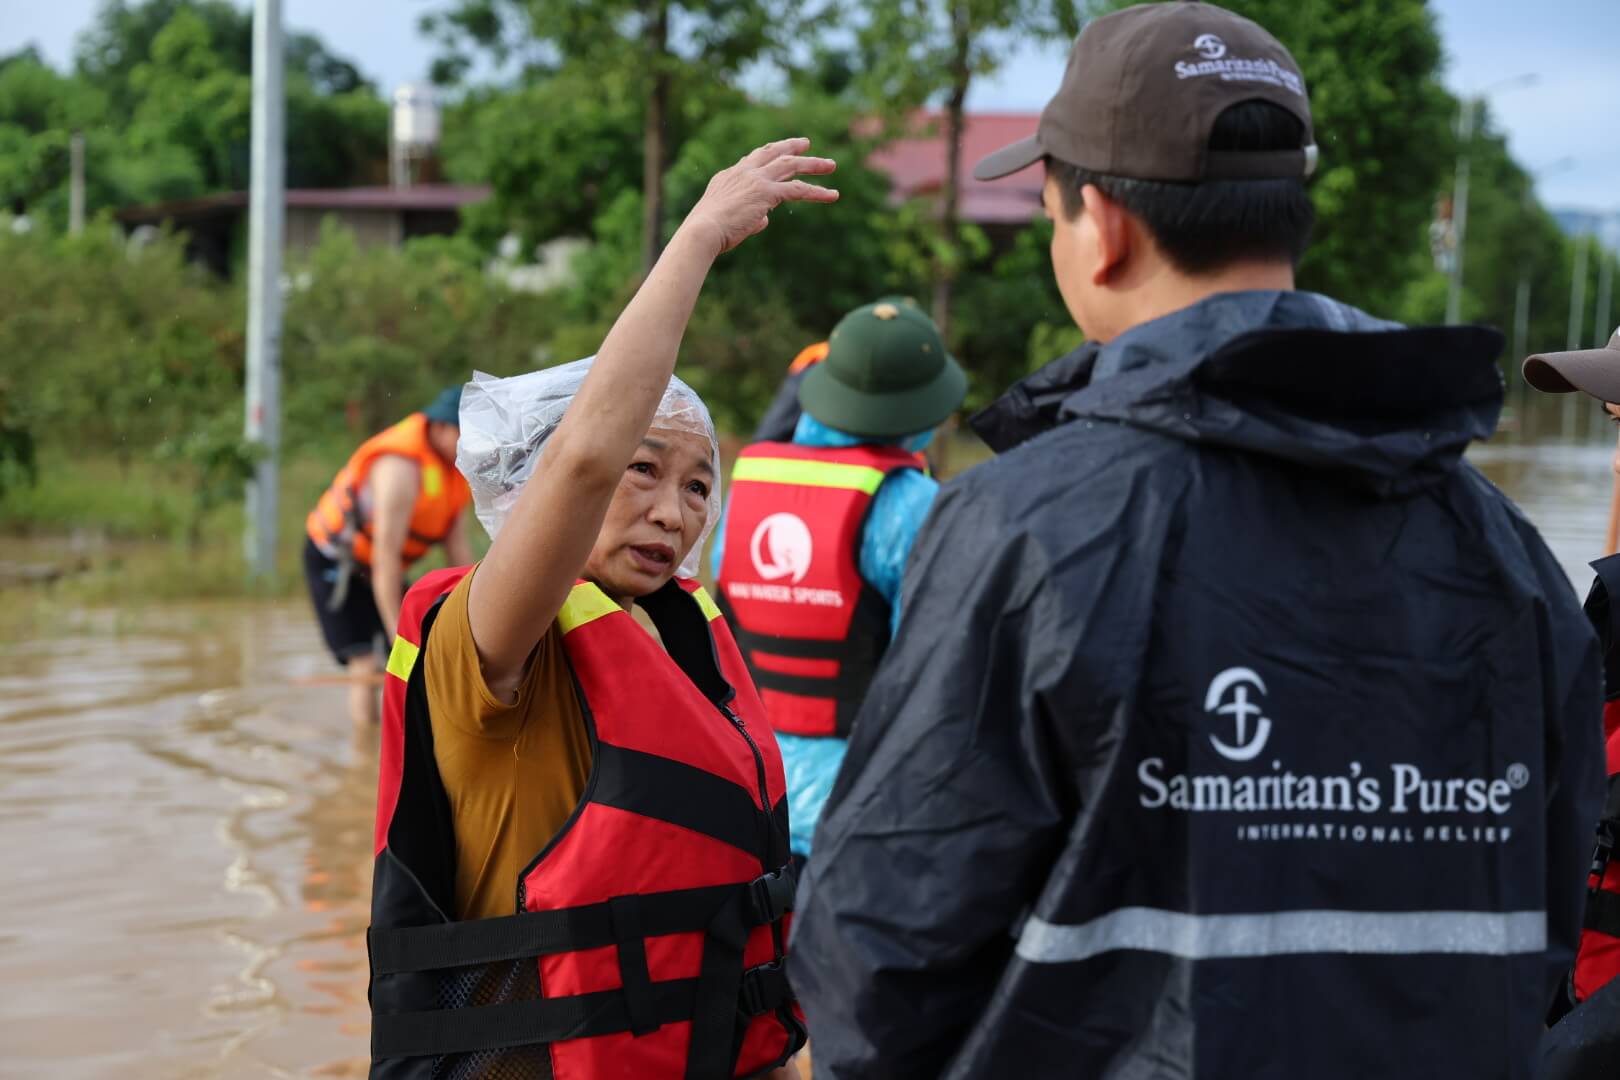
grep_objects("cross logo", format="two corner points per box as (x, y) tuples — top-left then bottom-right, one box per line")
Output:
(1205, 667), (1273, 762)
(1193, 33), (1228, 60)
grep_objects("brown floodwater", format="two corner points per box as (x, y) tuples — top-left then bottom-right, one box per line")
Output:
(1, 436), (1615, 1078)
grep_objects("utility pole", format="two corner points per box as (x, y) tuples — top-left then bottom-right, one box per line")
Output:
(1445, 73), (1538, 326)
(1444, 100), (1475, 327)
(1562, 234), (1590, 441)
(243, 0), (285, 580)
(1512, 276), (1532, 381)
(69, 131), (85, 235)
(1595, 250), (1615, 351)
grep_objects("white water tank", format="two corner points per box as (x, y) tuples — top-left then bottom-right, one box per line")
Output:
(392, 83), (440, 150)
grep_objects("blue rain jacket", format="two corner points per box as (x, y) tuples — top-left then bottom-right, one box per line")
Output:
(712, 414), (938, 856)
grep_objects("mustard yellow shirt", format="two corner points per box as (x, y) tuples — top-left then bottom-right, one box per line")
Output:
(422, 565), (592, 920)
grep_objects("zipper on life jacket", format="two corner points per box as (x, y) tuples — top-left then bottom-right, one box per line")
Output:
(719, 701), (773, 873)
(720, 699), (790, 961)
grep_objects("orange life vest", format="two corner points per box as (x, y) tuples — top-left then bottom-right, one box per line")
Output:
(788, 340), (829, 374)
(305, 413), (470, 570)
(369, 567), (804, 1078)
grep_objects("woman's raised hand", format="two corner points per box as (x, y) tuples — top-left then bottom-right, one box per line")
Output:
(682, 137), (839, 256)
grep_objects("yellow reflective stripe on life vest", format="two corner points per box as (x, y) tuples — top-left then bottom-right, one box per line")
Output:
(386, 635), (420, 682)
(557, 582), (621, 635)
(689, 585), (722, 622)
(731, 456), (887, 495)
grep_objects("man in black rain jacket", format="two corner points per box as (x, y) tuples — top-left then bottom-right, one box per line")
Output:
(786, 4), (1604, 1079)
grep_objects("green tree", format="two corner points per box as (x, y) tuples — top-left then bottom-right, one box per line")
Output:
(1092, 0), (1453, 319)
(856, 0), (1080, 337)
(424, 0), (810, 273)
(438, 63), (742, 251)
(125, 7), (387, 193)
(0, 2), (385, 229)
(280, 223), (561, 442)
(76, 0), (370, 112)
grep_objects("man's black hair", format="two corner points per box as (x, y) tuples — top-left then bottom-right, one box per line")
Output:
(1048, 101), (1315, 275)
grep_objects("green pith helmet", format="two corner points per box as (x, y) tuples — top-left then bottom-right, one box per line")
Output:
(797, 301), (967, 439)
(422, 384), (463, 426)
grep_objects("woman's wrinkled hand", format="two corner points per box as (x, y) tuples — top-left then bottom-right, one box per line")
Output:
(681, 137), (838, 256)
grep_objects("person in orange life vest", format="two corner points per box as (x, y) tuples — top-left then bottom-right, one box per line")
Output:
(303, 385), (473, 727)
(749, 296), (924, 445)
(712, 300), (966, 861)
(366, 138), (838, 1080)
(1524, 330), (1620, 1053)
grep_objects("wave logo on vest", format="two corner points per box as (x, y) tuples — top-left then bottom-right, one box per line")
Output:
(751, 513), (814, 585)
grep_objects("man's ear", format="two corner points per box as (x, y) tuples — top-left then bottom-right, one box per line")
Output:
(1080, 183), (1131, 286)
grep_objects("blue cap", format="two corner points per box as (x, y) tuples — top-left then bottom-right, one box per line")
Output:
(422, 384), (463, 426)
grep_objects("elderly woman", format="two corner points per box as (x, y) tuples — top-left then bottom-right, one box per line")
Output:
(365, 139), (837, 1080)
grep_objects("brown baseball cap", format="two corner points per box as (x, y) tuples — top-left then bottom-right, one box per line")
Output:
(975, 0), (1317, 184)
(1523, 328), (1620, 401)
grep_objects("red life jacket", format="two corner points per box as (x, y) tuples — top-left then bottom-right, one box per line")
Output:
(1573, 704), (1620, 1002)
(715, 441), (921, 738)
(369, 566), (805, 1079)
(1573, 554), (1620, 1005)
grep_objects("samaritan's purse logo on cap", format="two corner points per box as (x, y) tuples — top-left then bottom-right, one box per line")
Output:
(750, 512), (813, 584)
(1175, 38), (1303, 96)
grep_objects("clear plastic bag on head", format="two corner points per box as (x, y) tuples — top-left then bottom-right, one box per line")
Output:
(456, 357), (722, 579)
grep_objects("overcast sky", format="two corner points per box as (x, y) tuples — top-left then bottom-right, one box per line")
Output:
(6, 0), (1617, 209)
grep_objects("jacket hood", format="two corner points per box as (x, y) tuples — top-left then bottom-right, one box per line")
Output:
(972, 291), (1506, 498)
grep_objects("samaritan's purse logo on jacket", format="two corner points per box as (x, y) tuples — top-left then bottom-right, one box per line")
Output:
(1137, 666), (1532, 846)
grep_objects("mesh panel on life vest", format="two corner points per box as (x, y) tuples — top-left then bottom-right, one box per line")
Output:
(427, 959), (550, 1079)
(431, 1047), (550, 1080)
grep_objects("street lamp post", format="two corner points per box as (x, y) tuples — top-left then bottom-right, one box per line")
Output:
(1445, 73), (1539, 326)
(1562, 234), (1591, 442)
(243, 0), (285, 581)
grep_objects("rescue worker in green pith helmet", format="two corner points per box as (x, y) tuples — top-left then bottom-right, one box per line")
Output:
(749, 295), (927, 445)
(303, 385), (472, 727)
(713, 299), (964, 866)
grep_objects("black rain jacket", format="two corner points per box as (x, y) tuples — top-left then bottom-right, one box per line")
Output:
(788, 291), (1604, 1080)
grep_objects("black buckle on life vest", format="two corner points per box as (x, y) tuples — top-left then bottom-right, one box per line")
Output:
(745, 865), (797, 927)
(738, 959), (791, 1017)
(1593, 824), (1617, 888)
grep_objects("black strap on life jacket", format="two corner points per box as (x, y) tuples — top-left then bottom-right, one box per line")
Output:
(717, 581), (891, 737)
(368, 864), (797, 1060)
(1585, 554), (1620, 699)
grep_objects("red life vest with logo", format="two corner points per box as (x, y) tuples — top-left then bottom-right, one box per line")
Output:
(715, 441), (921, 738)
(369, 566), (805, 1079)
(1573, 554), (1620, 1005)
